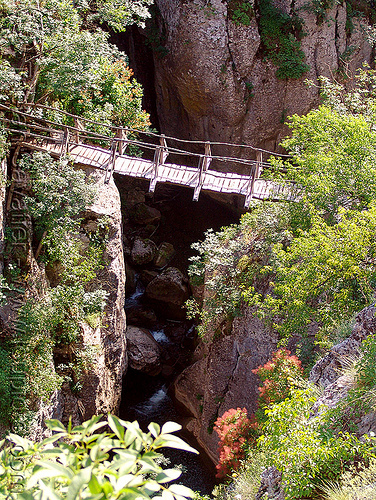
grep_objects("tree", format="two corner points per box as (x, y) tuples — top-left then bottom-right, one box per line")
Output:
(0, 0), (151, 129)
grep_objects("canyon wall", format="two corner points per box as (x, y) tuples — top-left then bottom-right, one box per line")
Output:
(152, 0), (372, 160)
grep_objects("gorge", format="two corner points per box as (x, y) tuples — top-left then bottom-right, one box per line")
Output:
(2, 0), (376, 498)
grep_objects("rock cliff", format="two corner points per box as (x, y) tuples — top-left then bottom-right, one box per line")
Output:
(56, 168), (127, 426)
(0, 158), (127, 437)
(152, 0), (372, 160)
(174, 305), (278, 462)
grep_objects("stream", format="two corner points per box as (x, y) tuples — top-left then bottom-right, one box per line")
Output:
(120, 284), (216, 495)
(116, 181), (241, 495)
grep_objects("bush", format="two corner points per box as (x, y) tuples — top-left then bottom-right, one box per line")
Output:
(252, 348), (303, 423)
(0, 414), (197, 500)
(214, 408), (258, 479)
(258, 0), (309, 79)
(259, 387), (374, 499)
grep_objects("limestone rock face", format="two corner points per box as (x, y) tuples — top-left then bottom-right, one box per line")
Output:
(71, 168), (127, 421)
(309, 304), (376, 420)
(126, 325), (162, 375)
(153, 0), (372, 159)
(174, 306), (278, 462)
(145, 266), (190, 319)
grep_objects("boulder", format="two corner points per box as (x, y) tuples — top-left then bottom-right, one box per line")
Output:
(131, 237), (157, 266)
(145, 267), (190, 319)
(141, 269), (159, 285)
(154, 242), (175, 269)
(126, 325), (162, 375)
(129, 203), (161, 226)
(125, 306), (158, 328)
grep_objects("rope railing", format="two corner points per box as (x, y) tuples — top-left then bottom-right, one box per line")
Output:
(4, 102), (291, 158)
(0, 112), (275, 169)
(0, 103), (293, 206)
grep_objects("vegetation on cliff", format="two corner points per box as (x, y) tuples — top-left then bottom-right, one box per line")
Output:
(190, 68), (376, 498)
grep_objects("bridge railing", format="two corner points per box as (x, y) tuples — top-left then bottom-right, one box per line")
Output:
(0, 103), (294, 205)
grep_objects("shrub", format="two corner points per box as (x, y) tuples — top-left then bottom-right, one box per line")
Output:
(0, 414), (197, 499)
(258, 0), (309, 79)
(259, 387), (374, 499)
(252, 348), (303, 423)
(228, 0), (254, 26)
(214, 408), (258, 479)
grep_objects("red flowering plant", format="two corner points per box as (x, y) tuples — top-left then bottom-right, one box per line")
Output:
(213, 407), (258, 479)
(252, 348), (303, 423)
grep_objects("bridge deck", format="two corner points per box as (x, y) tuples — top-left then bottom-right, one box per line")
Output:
(0, 103), (292, 206)
(22, 140), (288, 203)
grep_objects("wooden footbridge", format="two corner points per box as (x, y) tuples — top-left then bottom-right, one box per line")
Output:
(0, 104), (293, 208)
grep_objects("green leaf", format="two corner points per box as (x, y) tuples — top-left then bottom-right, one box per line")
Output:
(156, 469), (182, 483)
(148, 422), (160, 438)
(108, 414), (125, 440)
(155, 435), (198, 454)
(66, 467), (92, 500)
(161, 422), (181, 435)
(44, 420), (67, 433)
(88, 474), (102, 494)
(169, 484), (195, 498)
(162, 489), (175, 500)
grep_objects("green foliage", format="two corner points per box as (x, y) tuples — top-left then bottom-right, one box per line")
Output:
(186, 203), (292, 339)
(0, 348), (13, 426)
(228, 0), (254, 26)
(0, 153), (109, 428)
(0, 0), (151, 129)
(258, 0), (309, 79)
(281, 107), (376, 219)
(259, 387), (374, 499)
(323, 457), (376, 500)
(303, 0), (341, 23)
(0, 414), (197, 499)
(22, 152), (95, 237)
(245, 206), (376, 343)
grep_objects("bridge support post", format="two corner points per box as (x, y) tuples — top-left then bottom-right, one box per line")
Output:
(60, 127), (69, 157)
(149, 134), (168, 193)
(104, 139), (117, 184)
(193, 142), (211, 201)
(116, 128), (128, 155)
(73, 117), (84, 143)
(244, 151), (262, 208)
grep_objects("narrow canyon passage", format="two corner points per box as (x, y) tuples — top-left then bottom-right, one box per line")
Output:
(114, 176), (241, 492)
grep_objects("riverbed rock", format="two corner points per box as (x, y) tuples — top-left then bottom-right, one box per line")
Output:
(141, 269), (159, 285)
(129, 203), (161, 225)
(153, 0), (372, 161)
(174, 305), (278, 462)
(131, 237), (157, 266)
(126, 306), (158, 328)
(154, 242), (175, 268)
(126, 325), (162, 375)
(145, 266), (190, 319)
